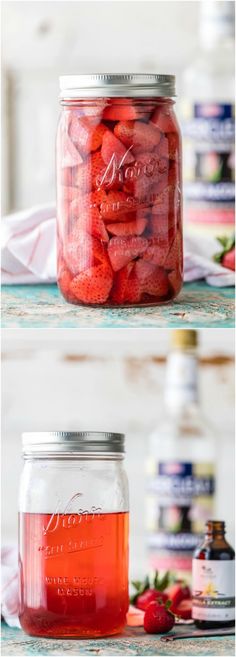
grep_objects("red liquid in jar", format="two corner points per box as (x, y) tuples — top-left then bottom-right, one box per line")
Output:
(57, 98), (183, 306)
(19, 511), (129, 638)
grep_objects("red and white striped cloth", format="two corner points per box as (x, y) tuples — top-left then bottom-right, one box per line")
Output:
(1, 546), (20, 628)
(1, 204), (235, 287)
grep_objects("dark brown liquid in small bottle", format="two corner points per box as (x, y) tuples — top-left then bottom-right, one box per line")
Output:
(192, 521), (235, 629)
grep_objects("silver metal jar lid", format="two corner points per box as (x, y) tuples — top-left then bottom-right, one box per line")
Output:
(59, 74), (176, 99)
(22, 431), (125, 454)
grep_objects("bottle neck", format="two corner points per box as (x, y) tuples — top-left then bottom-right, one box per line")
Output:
(164, 349), (199, 412)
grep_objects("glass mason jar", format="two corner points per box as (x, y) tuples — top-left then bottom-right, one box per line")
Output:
(19, 432), (129, 638)
(56, 74), (183, 306)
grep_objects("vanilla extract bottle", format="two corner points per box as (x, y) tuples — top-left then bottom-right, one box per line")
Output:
(146, 330), (216, 578)
(192, 521), (235, 628)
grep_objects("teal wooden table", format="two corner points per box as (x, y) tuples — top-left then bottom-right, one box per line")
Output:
(1, 623), (235, 657)
(1, 282), (234, 328)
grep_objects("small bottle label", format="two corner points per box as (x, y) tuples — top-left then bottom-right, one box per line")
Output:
(146, 461), (215, 551)
(192, 559), (235, 622)
(181, 102), (235, 228)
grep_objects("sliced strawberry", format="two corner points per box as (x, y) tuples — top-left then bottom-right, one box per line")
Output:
(168, 269), (182, 296)
(101, 130), (134, 166)
(150, 212), (176, 238)
(126, 605), (145, 627)
(175, 599), (192, 620)
(82, 99), (108, 117)
(100, 191), (129, 221)
(74, 152), (106, 193)
(103, 99), (151, 121)
(152, 185), (176, 215)
(114, 120), (161, 154)
(70, 116), (107, 155)
(107, 216), (147, 237)
(143, 236), (170, 267)
(70, 189), (108, 218)
(61, 134), (83, 168)
(165, 231), (182, 270)
(108, 235), (148, 271)
(70, 261), (113, 304)
(64, 232), (106, 275)
(110, 262), (134, 304)
(135, 260), (169, 297)
(151, 107), (179, 133)
(59, 185), (79, 203)
(74, 208), (108, 242)
(124, 267), (143, 303)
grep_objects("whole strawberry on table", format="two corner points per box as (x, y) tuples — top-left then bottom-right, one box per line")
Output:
(128, 570), (192, 634)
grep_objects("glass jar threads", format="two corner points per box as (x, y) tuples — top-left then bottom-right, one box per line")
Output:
(19, 432), (129, 638)
(56, 74), (183, 306)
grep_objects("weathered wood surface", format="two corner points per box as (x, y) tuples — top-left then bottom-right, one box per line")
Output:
(1, 282), (235, 328)
(1, 623), (235, 657)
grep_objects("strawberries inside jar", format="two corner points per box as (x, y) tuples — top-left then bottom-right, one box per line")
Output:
(57, 74), (183, 306)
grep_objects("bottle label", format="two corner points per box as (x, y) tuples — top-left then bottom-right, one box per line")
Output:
(192, 559), (235, 622)
(181, 102), (235, 226)
(146, 461), (215, 551)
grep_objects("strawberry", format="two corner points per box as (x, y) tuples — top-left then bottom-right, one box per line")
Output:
(110, 262), (135, 304)
(70, 261), (113, 304)
(167, 132), (180, 160)
(222, 248), (235, 271)
(107, 216), (147, 237)
(150, 212), (175, 238)
(175, 599), (192, 620)
(144, 602), (175, 634)
(165, 231), (182, 270)
(59, 185), (79, 203)
(73, 207), (108, 242)
(136, 588), (168, 612)
(108, 235), (148, 271)
(143, 236), (170, 267)
(100, 191), (129, 221)
(101, 130), (134, 166)
(135, 260), (169, 297)
(114, 120), (162, 154)
(57, 261), (78, 303)
(123, 267), (143, 303)
(70, 189), (108, 218)
(61, 134), (83, 168)
(69, 116), (107, 155)
(168, 269), (182, 296)
(166, 582), (191, 611)
(152, 185), (176, 215)
(65, 232), (106, 276)
(151, 107), (178, 133)
(82, 99), (108, 117)
(103, 99), (155, 121)
(74, 152), (106, 193)
(214, 235), (235, 271)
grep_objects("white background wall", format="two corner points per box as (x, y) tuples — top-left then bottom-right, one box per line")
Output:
(2, 328), (235, 577)
(2, 0), (201, 212)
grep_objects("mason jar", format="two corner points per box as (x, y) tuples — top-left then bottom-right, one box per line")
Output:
(56, 74), (183, 306)
(19, 432), (129, 638)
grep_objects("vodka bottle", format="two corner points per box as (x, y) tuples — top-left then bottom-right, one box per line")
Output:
(181, 1), (235, 237)
(146, 330), (216, 579)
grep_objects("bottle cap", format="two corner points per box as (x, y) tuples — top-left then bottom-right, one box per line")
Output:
(171, 330), (198, 350)
(22, 432), (125, 455)
(59, 74), (176, 99)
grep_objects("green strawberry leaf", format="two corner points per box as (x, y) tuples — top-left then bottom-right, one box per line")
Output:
(214, 234), (235, 264)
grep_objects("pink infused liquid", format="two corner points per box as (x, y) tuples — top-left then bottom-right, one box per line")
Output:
(19, 511), (129, 638)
